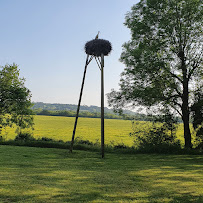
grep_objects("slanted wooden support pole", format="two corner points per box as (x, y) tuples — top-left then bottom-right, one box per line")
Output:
(101, 54), (104, 158)
(70, 55), (91, 153)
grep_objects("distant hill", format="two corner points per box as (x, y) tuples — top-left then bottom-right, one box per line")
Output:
(31, 102), (182, 122)
(31, 102), (136, 115)
(31, 102), (152, 121)
(32, 102), (150, 121)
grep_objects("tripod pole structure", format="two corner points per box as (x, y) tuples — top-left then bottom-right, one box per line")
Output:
(70, 54), (90, 153)
(101, 53), (104, 158)
(70, 37), (111, 157)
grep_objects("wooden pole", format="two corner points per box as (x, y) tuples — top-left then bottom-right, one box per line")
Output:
(101, 54), (104, 158)
(70, 55), (90, 153)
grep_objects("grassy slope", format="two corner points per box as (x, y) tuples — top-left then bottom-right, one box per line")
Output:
(0, 145), (202, 202)
(1, 115), (186, 147)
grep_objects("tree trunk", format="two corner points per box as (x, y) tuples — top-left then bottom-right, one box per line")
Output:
(182, 103), (192, 148)
(181, 51), (192, 148)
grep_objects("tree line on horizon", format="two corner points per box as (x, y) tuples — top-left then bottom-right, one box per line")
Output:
(31, 102), (137, 115)
(31, 102), (156, 120)
(32, 108), (154, 121)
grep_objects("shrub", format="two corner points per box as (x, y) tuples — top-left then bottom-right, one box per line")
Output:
(40, 137), (54, 142)
(75, 139), (93, 146)
(114, 143), (127, 149)
(15, 132), (35, 142)
(132, 125), (181, 153)
(0, 135), (4, 142)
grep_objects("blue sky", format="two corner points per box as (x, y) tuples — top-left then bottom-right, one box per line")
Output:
(0, 0), (139, 107)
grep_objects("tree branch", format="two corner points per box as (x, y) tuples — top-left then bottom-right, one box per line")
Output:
(170, 104), (182, 117)
(169, 71), (183, 83)
(167, 97), (182, 117)
(188, 51), (203, 79)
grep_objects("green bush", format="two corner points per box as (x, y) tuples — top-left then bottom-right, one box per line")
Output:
(15, 132), (35, 142)
(133, 126), (181, 153)
(0, 135), (4, 142)
(75, 139), (94, 146)
(114, 143), (127, 149)
(40, 137), (54, 142)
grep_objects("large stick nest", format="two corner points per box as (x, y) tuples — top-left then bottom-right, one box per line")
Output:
(85, 39), (112, 57)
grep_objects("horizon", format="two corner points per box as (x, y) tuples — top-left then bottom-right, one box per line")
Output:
(31, 101), (142, 114)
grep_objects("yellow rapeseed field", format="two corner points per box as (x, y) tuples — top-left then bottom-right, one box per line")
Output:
(1, 115), (187, 147)
(33, 115), (136, 146)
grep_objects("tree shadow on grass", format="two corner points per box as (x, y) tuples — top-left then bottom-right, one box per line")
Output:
(169, 194), (203, 203)
(0, 146), (202, 202)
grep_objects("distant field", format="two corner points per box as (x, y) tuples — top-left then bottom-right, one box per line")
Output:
(1, 115), (135, 146)
(1, 115), (186, 147)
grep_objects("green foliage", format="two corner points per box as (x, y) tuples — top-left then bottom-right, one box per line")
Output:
(14, 132), (35, 142)
(133, 126), (181, 153)
(130, 112), (181, 153)
(75, 138), (94, 146)
(0, 64), (34, 133)
(108, 0), (203, 148)
(152, 111), (179, 136)
(191, 90), (203, 147)
(40, 137), (54, 142)
(113, 143), (128, 149)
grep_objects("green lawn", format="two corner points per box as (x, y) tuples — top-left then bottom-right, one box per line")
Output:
(0, 145), (202, 202)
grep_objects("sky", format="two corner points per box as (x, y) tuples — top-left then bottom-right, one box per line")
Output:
(0, 0), (139, 107)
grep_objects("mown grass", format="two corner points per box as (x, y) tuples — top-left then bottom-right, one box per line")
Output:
(0, 145), (202, 202)
(1, 115), (188, 147)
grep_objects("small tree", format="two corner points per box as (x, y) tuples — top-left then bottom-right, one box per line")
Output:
(108, 0), (203, 148)
(0, 64), (33, 134)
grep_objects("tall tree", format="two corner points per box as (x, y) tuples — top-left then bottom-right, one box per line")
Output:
(108, 0), (203, 148)
(0, 64), (33, 134)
